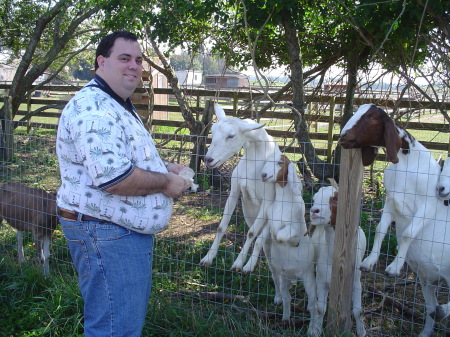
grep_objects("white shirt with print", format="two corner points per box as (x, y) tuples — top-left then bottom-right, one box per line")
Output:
(56, 80), (172, 234)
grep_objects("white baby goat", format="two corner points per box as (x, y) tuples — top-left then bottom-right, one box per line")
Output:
(339, 104), (441, 277)
(0, 182), (58, 275)
(255, 151), (320, 336)
(436, 157), (450, 202)
(310, 182), (367, 337)
(200, 103), (278, 273)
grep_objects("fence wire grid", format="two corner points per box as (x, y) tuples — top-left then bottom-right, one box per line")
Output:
(1, 120), (450, 337)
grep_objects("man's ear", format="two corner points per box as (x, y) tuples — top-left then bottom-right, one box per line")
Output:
(97, 55), (105, 68)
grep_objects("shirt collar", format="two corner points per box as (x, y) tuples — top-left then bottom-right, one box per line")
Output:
(93, 74), (136, 114)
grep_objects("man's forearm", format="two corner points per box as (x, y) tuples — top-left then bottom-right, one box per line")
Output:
(105, 167), (169, 196)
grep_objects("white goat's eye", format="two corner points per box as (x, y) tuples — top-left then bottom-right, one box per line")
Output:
(226, 135), (235, 139)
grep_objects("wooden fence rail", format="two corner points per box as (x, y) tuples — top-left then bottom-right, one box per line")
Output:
(1, 84), (450, 155)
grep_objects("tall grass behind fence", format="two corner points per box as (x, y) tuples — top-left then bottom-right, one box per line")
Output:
(1, 86), (450, 335)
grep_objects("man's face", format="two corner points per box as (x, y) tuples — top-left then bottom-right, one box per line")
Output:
(96, 37), (143, 100)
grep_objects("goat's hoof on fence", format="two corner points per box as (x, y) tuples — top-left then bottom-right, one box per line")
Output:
(430, 305), (446, 321)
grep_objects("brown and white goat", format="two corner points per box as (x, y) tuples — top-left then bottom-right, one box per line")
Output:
(233, 149), (320, 335)
(310, 183), (367, 337)
(339, 104), (441, 276)
(340, 104), (450, 337)
(0, 182), (58, 275)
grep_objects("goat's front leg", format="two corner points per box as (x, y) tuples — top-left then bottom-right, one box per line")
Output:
(200, 191), (240, 266)
(385, 214), (429, 276)
(314, 264), (328, 335)
(360, 202), (394, 271)
(16, 231), (25, 263)
(242, 226), (269, 273)
(231, 205), (268, 271)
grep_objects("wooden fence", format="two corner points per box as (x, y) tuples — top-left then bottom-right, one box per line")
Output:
(2, 83), (450, 157)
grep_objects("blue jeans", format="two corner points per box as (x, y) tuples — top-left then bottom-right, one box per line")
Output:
(59, 215), (154, 337)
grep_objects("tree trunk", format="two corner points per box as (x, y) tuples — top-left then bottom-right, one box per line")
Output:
(0, 96), (14, 161)
(281, 11), (337, 182)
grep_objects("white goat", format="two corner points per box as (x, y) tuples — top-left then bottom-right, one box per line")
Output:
(339, 104), (441, 277)
(339, 104), (450, 337)
(256, 151), (320, 335)
(310, 182), (367, 337)
(436, 157), (450, 202)
(0, 182), (58, 275)
(200, 103), (278, 273)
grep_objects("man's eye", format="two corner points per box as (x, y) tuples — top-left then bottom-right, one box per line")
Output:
(136, 59), (143, 65)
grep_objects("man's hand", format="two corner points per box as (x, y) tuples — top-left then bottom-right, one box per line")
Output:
(164, 172), (188, 198)
(166, 162), (185, 175)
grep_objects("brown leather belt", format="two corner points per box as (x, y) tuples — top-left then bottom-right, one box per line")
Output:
(57, 208), (108, 223)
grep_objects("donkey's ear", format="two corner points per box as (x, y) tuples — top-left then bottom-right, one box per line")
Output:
(382, 112), (401, 164)
(287, 162), (303, 196)
(361, 147), (378, 166)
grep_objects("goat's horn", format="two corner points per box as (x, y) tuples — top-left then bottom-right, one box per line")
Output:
(327, 178), (339, 191)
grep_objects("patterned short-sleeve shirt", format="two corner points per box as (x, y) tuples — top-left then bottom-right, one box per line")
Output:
(56, 78), (172, 234)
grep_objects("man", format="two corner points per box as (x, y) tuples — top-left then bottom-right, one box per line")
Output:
(56, 31), (187, 337)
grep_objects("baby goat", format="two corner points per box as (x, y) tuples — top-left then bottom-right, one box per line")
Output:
(249, 150), (320, 335)
(339, 104), (441, 276)
(436, 157), (450, 201)
(0, 182), (58, 275)
(310, 182), (367, 337)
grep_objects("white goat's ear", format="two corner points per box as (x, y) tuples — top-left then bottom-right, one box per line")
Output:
(242, 122), (266, 132)
(287, 162), (303, 196)
(437, 154), (444, 169)
(214, 103), (226, 120)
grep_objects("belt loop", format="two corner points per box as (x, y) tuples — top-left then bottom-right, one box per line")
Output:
(76, 212), (83, 223)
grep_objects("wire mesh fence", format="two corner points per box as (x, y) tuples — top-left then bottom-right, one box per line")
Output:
(1, 120), (450, 336)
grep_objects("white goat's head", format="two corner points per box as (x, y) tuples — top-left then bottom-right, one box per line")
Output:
(204, 103), (265, 168)
(339, 104), (404, 166)
(310, 183), (338, 228)
(437, 157), (450, 200)
(261, 151), (303, 196)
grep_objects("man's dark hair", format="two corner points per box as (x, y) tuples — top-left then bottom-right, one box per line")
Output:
(95, 31), (139, 70)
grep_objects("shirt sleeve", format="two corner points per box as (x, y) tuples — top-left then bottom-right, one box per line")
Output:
(71, 112), (133, 188)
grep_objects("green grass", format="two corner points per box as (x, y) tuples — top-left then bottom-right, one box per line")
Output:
(0, 231), (313, 337)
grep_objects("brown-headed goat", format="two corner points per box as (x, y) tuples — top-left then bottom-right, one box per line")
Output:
(340, 104), (448, 337)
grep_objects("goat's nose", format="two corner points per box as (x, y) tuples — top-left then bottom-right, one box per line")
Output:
(439, 186), (445, 193)
(311, 208), (319, 214)
(205, 156), (213, 164)
(261, 173), (267, 180)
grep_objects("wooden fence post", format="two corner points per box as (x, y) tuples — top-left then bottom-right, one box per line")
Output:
(233, 92), (238, 115)
(327, 97), (335, 163)
(326, 148), (363, 336)
(27, 94), (32, 133)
